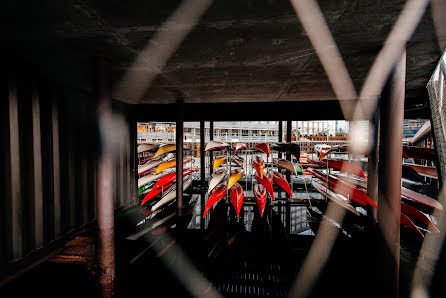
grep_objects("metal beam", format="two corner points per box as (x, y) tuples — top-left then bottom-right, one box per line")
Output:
(377, 50), (406, 297)
(176, 99), (184, 215)
(93, 56), (115, 298)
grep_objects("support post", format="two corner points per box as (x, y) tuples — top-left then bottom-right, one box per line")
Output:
(278, 121), (283, 143)
(93, 57), (115, 298)
(286, 120), (292, 181)
(209, 121), (214, 178)
(368, 106), (379, 220)
(200, 120), (205, 184)
(377, 50), (406, 298)
(176, 99), (184, 215)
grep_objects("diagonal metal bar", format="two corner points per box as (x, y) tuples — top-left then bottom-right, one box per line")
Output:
(113, 0), (214, 104)
(290, 0), (358, 119)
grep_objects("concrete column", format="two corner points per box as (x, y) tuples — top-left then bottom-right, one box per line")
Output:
(377, 50), (406, 297)
(93, 57), (115, 298)
(176, 99), (184, 215)
(200, 120), (205, 184)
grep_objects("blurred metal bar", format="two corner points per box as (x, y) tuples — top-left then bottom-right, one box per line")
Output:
(367, 107), (379, 220)
(51, 95), (61, 238)
(200, 120), (205, 184)
(93, 56), (115, 298)
(176, 99), (184, 215)
(209, 121), (214, 178)
(278, 121), (283, 143)
(31, 83), (43, 248)
(378, 50), (406, 297)
(286, 120), (292, 181)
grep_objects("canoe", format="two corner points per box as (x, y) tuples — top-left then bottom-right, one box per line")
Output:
(230, 183), (244, 218)
(254, 143), (270, 157)
(321, 160), (366, 179)
(137, 143), (159, 154)
(255, 171), (275, 200)
(254, 184), (267, 217)
(401, 202), (439, 232)
(154, 144), (176, 157)
(227, 168), (245, 190)
(311, 180), (360, 216)
(308, 168), (377, 208)
(203, 182), (227, 218)
(141, 182), (174, 206)
(272, 171), (292, 197)
(213, 156), (228, 170)
(208, 168), (226, 194)
(400, 212), (424, 238)
(151, 176), (193, 211)
(252, 156), (265, 179)
(403, 146), (436, 161)
(273, 158), (297, 175)
(403, 164), (438, 179)
(232, 155), (245, 168)
(205, 140), (229, 151)
(234, 142), (247, 154)
(152, 166), (198, 190)
(138, 169), (174, 188)
(315, 144), (331, 160)
(154, 156), (193, 174)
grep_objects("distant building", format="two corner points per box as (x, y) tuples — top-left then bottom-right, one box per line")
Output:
(403, 119), (428, 139)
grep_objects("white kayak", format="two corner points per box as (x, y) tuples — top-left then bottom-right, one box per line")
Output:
(208, 168), (227, 194)
(138, 153), (173, 175)
(151, 176), (193, 212)
(205, 140), (229, 151)
(138, 168), (174, 188)
(137, 143), (160, 154)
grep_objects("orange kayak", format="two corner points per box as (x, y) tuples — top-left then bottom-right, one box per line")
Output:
(154, 156), (193, 174)
(227, 168), (244, 190)
(203, 182), (227, 218)
(255, 171), (275, 201)
(254, 184), (267, 217)
(230, 183), (244, 218)
(255, 143), (270, 157)
(154, 144), (176, 157)
(272, 171), (292, 197)
(252, 156), (265, 179)
(213, 156), (228, 170)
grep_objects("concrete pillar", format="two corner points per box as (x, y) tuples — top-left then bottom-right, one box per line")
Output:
(93, 56), (115, 298)
(176, 99), (184, 215)
(377, 50), (406, 297)
(200, 120), (205, 184)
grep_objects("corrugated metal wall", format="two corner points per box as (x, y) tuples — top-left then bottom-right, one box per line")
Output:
(0, 74), (137, 279)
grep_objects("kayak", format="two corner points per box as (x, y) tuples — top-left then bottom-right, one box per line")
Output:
(151, 176), (193, 211)
(139, 153), (174, 176)
(208, 168), (226, 194)
(205, 140), (229, 151)
(152, 166), (198, 190)
(255, 143), (270, 157)
(252, 156), (265, 179)
(272, 171), (292, 197)
(213, 156), (228, 170)
(232, 155), (245, 168)
(401, 202), (439, 232)
(254, 184), (267, 217)
(154, 156), (193, 174)
(138, 169), (174, 188)
(255, 171), (275, 201)
(311, 180), (360, 216)
(141, 182), (174, 206)
(227, 168), (244, 190)
(295, 164), (303, 174)
(234, 142), (247, 154)
(315, 144), (331, 160)
(401, 212), (424, 238)
(273, 158), (297, 175)
(321, 160), (366, 179)
(203, 182), (227, 218)
(403, 164), (438, 179)
(230, 183), (244, 218)
(137, 143), (159, 154)
(403, 146), (436, 161)
(138, 182), (154, 195)
(154, 144), (176, 157)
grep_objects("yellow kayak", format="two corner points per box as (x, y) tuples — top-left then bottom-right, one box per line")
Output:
(154, 156), (193, 174)
(154, 144), (176, 157)
(213, 156), (228, 170)
(227, 168), (244, 190)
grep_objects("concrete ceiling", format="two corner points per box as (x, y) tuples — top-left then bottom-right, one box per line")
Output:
(4, 0), (443, 118)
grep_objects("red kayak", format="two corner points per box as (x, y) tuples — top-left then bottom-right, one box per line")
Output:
(308, 168), (377, 208)
(141, 182), (173, 206)
(152, 166), (197, 190)
(234, 142), (247, 154)
(255, 143), (270, 157)
(401, 202), (439, 232)
(203, 183), (227, 218)
(321, 160), (366, 179)
(252, 156), (265, 179)
(255, 171), (275, 201)
(401, 187), (443, 211)
(401, 212), (424, 238)
(272, 171), (292, 197)
(254, 184), (267, 217)
(230, 183), (244, 218)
